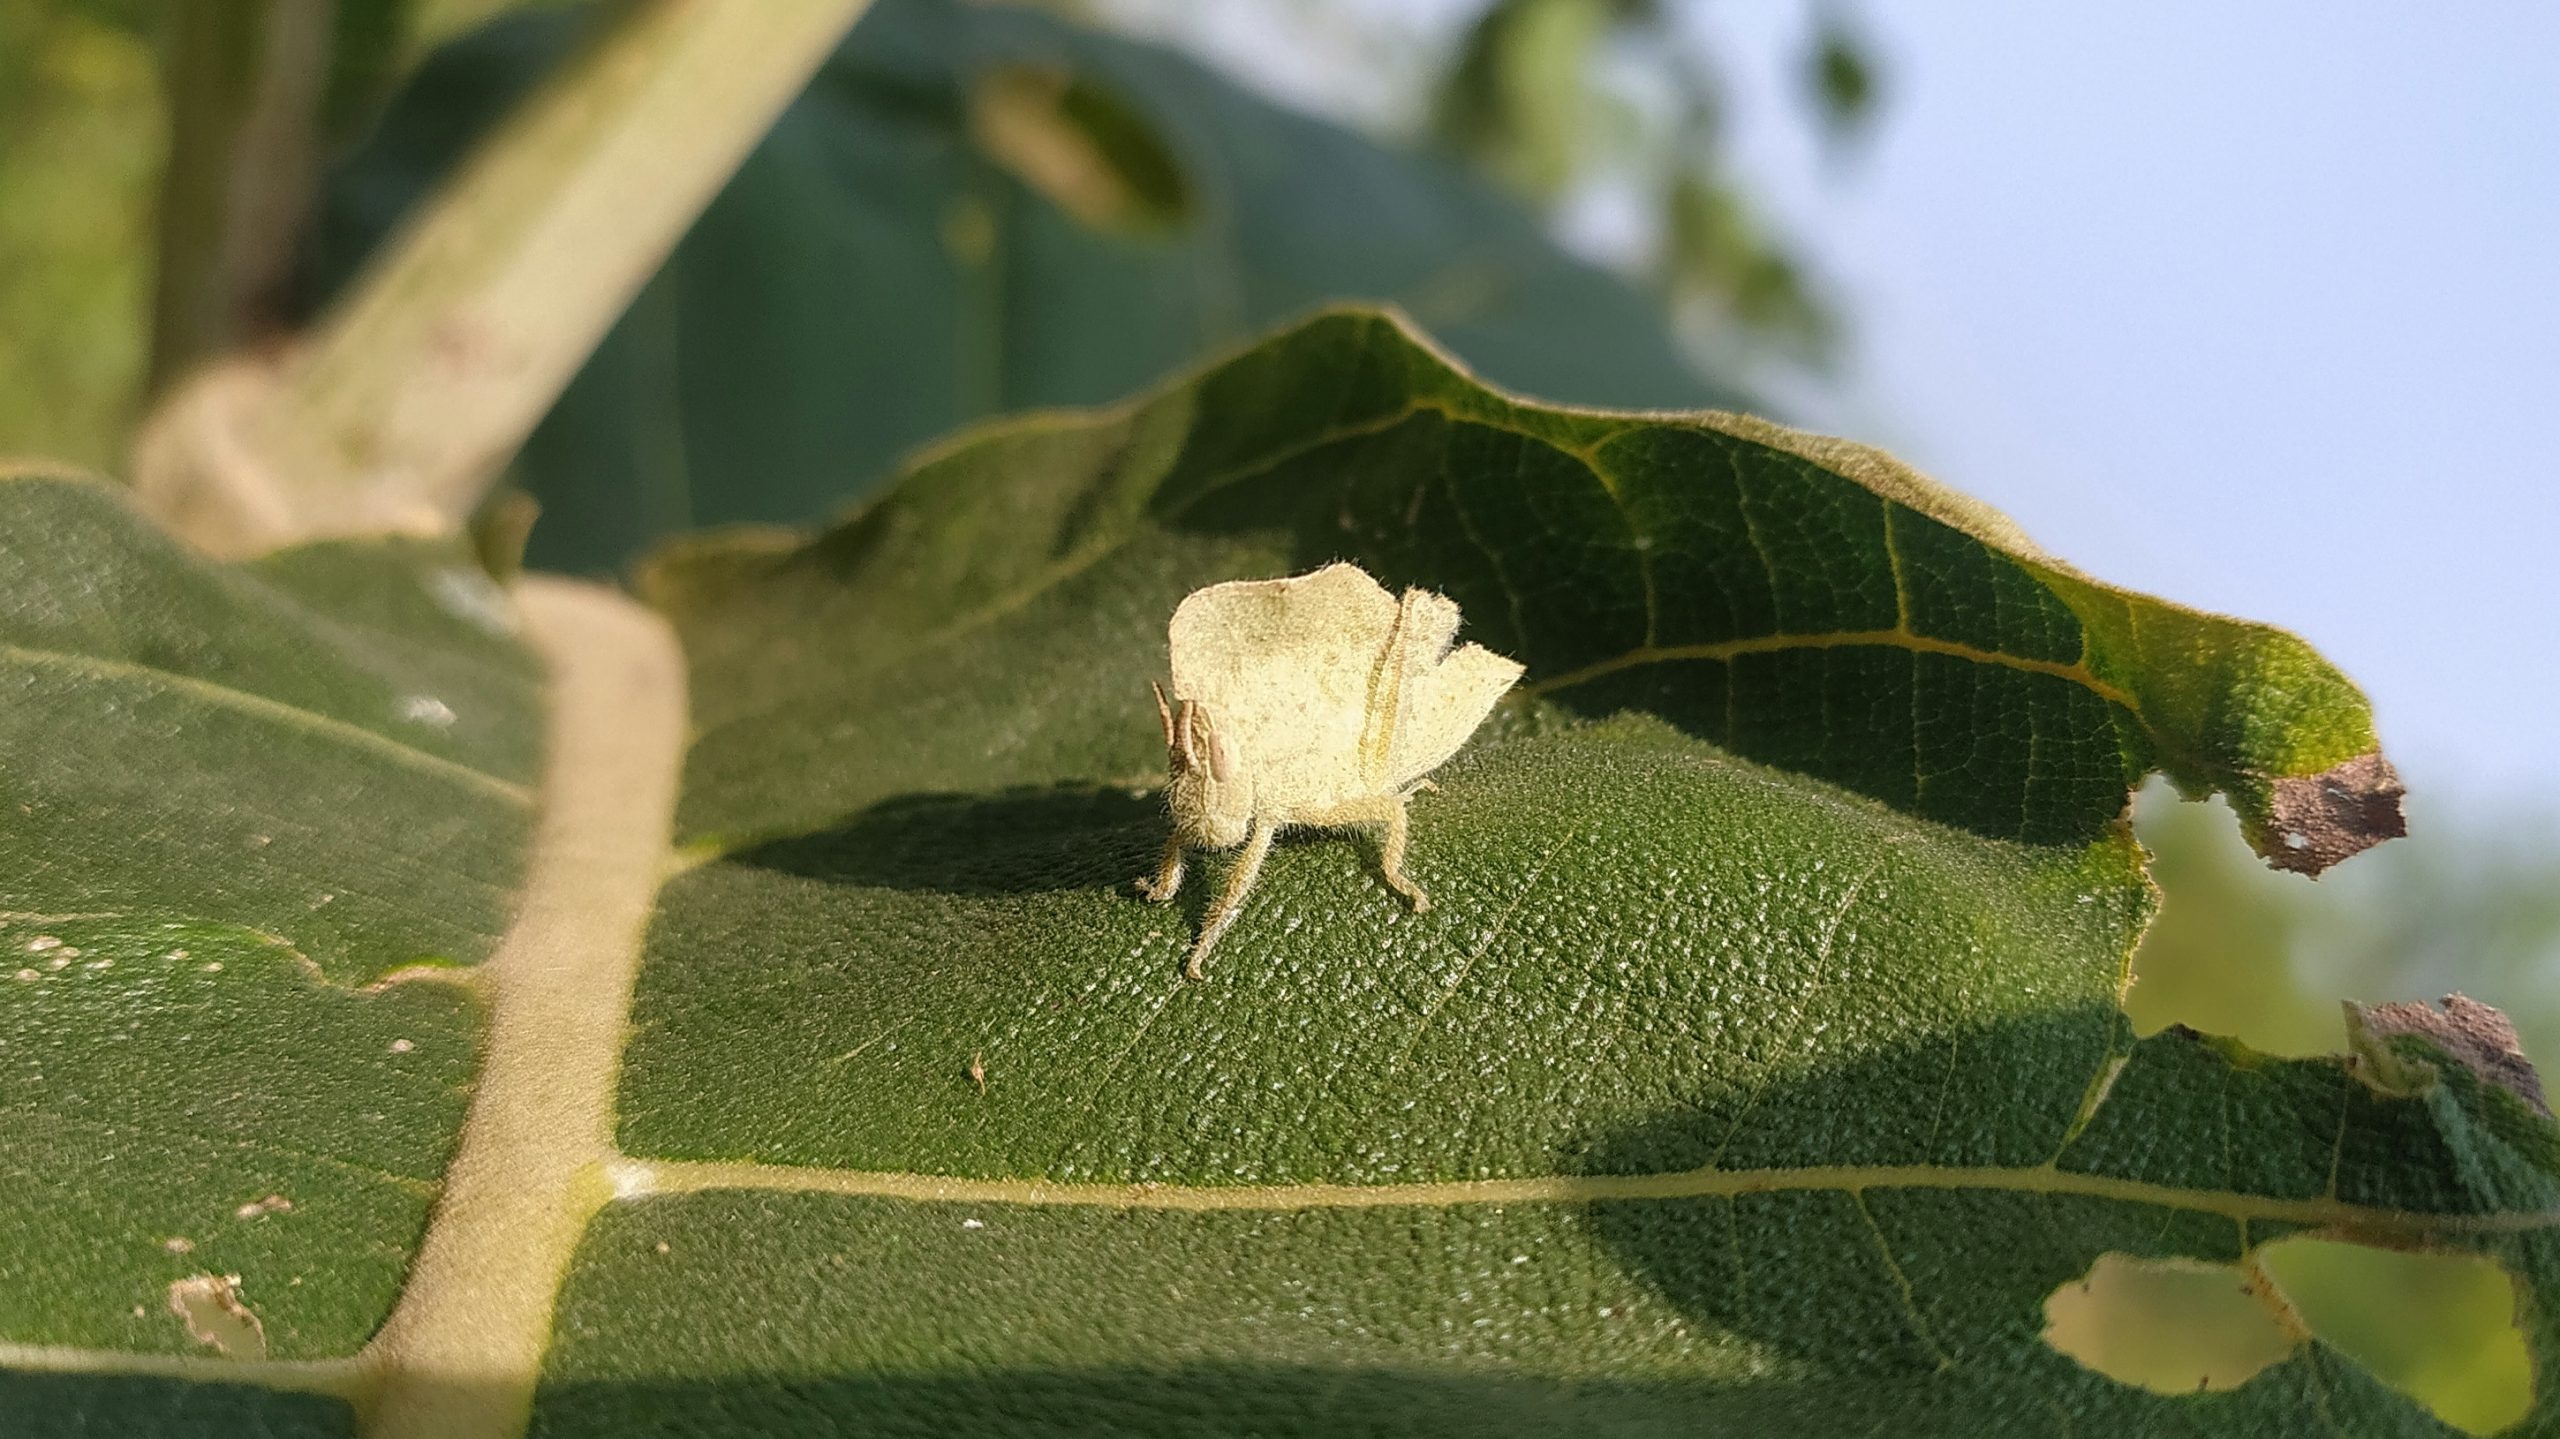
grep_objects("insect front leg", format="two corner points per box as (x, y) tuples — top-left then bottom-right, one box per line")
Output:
(1186, 817), (1277, 981)
(1376, 792), (1429, 913)
(1137, 833), (1187, 903)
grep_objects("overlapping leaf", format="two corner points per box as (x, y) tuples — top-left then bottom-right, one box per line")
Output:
(653, 308), (2397, 871)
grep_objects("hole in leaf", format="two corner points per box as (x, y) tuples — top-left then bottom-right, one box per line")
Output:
(2042, 1253), (2301, 1393)
(968, 64), (1192, 236)
(2044, 1245), (2533, 1433)
(167, 1273), (266, 1359)
(2257, 1237), (2530, 1435)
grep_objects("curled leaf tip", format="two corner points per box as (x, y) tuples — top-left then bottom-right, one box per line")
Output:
(2348, 993), (2548, 1117)
(2263, 751), (2405, 875)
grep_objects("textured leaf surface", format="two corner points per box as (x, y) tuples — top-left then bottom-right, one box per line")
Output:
(0, 316), (2535, 1438)
(547, 309), (2507, 1435)
(0, 469), (540, 1426)
(306, 0), (1740, 572)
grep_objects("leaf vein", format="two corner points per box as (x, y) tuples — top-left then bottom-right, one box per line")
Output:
(0, 643), (534, 806)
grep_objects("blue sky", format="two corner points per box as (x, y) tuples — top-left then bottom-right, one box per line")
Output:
(1703, 4), (2560, 806)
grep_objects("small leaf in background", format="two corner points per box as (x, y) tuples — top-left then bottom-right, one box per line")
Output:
(1664, 170), (1838, 362)
(0, 2), (160, 470)
(1430, 0), (1614, 202)
(1805, 12), (1881, 150)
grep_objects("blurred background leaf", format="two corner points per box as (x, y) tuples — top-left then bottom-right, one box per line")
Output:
(1427, 0), (1861, 366)
(0, 0), (161, 469)
(2132, 783), (2560, 1064)
(298, 0), (1760, 573)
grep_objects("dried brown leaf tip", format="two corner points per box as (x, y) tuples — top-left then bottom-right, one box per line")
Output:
(2263, 751), (2406, 875)
(2348, 993), (2549, 1117)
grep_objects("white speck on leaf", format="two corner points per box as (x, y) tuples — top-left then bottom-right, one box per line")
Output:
(399, 695), (458, 728)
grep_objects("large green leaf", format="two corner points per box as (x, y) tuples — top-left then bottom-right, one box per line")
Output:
(304, 0), (1743, 574)
(0, 465), (533, 1414)
(0, 313), (2537, 1439)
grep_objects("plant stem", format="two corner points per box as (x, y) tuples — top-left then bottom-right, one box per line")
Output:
(134, 0), (873, 556)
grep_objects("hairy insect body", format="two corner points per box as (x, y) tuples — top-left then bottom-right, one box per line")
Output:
(1142, 563), (1522, 979)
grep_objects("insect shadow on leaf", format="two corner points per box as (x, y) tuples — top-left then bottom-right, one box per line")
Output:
(723, 785), (1164, 898)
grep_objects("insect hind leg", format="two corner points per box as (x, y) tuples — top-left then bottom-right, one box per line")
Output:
(1375, 793), (1430, 913)
(1304, 792), (1431, 914)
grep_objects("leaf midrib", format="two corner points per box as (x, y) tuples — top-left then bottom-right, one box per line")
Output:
(614, 1156), (2560, 1239)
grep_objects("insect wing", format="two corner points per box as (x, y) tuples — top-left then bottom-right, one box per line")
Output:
(1167, 564), (1402, 811)
(1384, 631), (1523, 791)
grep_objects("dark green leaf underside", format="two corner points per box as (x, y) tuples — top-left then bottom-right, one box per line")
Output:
(622, 718), (2148, 1182)
(656, 308), (2386, 867)
(0, 1373), (349, 1439)
(0, 305), (2474, 1437)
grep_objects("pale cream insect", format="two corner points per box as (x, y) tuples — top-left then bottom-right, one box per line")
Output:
(1141, 562), (1523, 979)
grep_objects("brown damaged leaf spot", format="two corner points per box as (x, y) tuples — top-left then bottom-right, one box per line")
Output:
(2349, 993), (2550, 1118)
(2261, 751), (2406, 875)
(167, 1273), (268, 1360)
